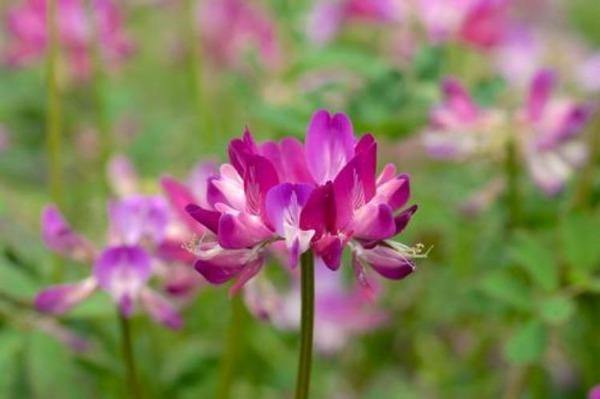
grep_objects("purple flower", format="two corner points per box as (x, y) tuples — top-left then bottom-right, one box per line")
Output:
(35, 201), (183, 329)
(4, 0), (133, 79)
(520, 69), (592, 195)
(185, 109), (422, 294)
(589, 385), (600, 399)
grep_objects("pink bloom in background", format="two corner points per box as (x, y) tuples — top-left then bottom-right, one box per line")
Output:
(247, 263), (386, 354)
(35, 201), (184, 329)
(518, 69), (591, 195)
(198, 0), (281, 70)
(5, 0), (133, 79)
(306, 0), (404, 44)
(422, 77), (504, 160)
(415, 0), (508, 49)
(183, 109), (423, 299)
(589, 385), (600, 399)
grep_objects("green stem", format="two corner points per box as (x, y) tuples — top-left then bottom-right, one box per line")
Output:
(46, 0), (63, 205)
(294, 251), (315, 399)
(87, 0), (112, 170)
(572, 115), (600, 211)
(119, 314), (142, 399)
(505, 138), (520, 230)
(216, 294), (244, 399)
(184, 0), (214, 152)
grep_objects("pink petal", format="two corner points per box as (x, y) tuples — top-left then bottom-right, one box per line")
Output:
(108, 195), (170, 246)
(358, 244), (415, 280)
(140, 288), (183, 330)
(35, 277), (97, 314)
(305, 109), (356, 184)
(217, 213), (272, 249)
(185, 204), (221, 234)
(41, 205), (94, 261)
(527, 69), (556, 121)
(161, 177), (206, 235)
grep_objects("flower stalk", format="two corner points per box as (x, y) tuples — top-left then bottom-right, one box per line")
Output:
(504, 137), (520, 230)
(119, 314), (142, 399)
(294, 250), (315, 399)
(46, 0), (63, 206)
(216, 294), (244, 399)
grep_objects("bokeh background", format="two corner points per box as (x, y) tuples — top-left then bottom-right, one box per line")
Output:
(0, 0), (599, 397)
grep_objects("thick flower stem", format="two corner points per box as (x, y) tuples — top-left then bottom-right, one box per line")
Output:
(505, 138), (521, 230)
(119, 314), (142, 399)
(216, 294), (244, 399)
(46, 0), (63, 206)
(294, 251), (315, 399)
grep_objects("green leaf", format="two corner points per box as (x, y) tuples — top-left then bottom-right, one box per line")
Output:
(480, 269), (533, 311)
(539, 296), (576, 325)
(509, 232), (558, 292)
(0, 255), (39, 301)
(0, 330), (24, 397)
(27, 332), (87, 399)
(560, 213), (600, 276)
(504, 320), (547, 365)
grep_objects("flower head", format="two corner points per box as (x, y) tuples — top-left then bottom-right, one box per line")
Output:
(185, 109), (421, 295)
(35, 198), (184, 329)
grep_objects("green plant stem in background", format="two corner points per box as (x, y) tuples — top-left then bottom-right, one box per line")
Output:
(119, 314), (142, 399)
(505, 138), (521, 230)
(216, 294), (244, 399)
(46, 0), (63, 206)
(572, 115), (600, 211)
(294, 251), (315, 399)
(87, 0), (112, 171)
(184, 0), (215, 152)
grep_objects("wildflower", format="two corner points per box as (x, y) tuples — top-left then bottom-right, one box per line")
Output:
(35, 200), (183, 329)
(185, 109), (421, 294)
(4, 0), (133, 79)
(198, 0), (280, 70)
(518, 69), (592, 195)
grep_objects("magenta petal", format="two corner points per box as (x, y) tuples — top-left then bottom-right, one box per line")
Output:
(229, 258), (264, 296)
(161, 177), (206, 235)
(194, 258), (244, 284)
(441, 77), (479, 120)
(300, 182), (336, 236)
(228, 127), (259, 175)
(314, 235), (343, 271)
(41, 205), (92, 260)
(379, 174), (411, 211)
(353, 203), (396, 241)
(217, 213), (272, 249)
(394, 204), (418, 234)
(93, 246), (152, 314)
(35, 278), (97, 314)
(528, 69), (555, 121)
(361, 245), (415, 280)
(185, 204), (221, 234)
(140, 288), (183, 330)
(305, 109), (356, 184)
(280, 137), (314, 183)
(265, 183), (313, 236)
(242, 154), (280, 219)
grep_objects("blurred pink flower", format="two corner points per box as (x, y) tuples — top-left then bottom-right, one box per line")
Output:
(422, 77), (505, 160)
(246, 263), (387, 354)
(518, 69), (592, 195)
(4, 0), (133, 79)
(415, 0), (509, 49)
(306, 0), (404, 44)
(589, 385), (600, 399)
(198, 0), (281, 70)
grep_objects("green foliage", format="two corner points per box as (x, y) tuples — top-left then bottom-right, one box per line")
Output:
(504, 320), (548, 365)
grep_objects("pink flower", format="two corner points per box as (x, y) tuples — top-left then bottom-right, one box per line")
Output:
(184, 109), (422, 295)
(4, 0), (133, 79)
(306, 0), (403, 44)
(35, 200), (183, 329)
(415, 0), (508, 49)
(589, 385), (600, 399)
(519, 69), (592, 195)
(422, 77), (505, 160)
(198, 0), (280, 70)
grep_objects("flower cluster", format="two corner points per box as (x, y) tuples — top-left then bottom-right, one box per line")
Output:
(5, 0), (133, 79)
(35, 196), (185, 329)
(422, 69), (592, 195)
(183, 109), (422, 295)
